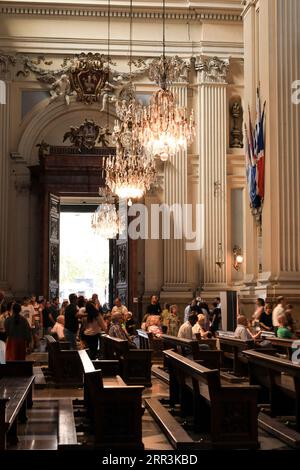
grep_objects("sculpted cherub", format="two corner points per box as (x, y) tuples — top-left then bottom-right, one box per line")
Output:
(49, 73), (71, 105)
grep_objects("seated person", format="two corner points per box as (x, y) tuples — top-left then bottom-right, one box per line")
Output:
(277, 314), (295, 339)
(285, 304), (296, 333)
(141, 313), (150, 331)
(124, 311), (136, 336)
(259, 303), (273, 331)
(177, 313), (198, 340)
(146, 315), (163, 337)
(108, 312), (136, 347)
(234, 315), (262, 341)
(51, 314), (65, 340)
(192, 313), (212, 338)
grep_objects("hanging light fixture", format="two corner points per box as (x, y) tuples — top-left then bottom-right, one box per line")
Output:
(138, 0), (195, 161)
(91, 202), (120, 239)
(105, 0), (157, 205)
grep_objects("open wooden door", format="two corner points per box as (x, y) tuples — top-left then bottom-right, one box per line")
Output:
(49, 194), (60, 300)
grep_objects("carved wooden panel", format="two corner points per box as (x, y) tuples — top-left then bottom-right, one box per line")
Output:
(49, 193), (60, 300)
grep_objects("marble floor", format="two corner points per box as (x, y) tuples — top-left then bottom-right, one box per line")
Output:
(4, 351), (295, 452)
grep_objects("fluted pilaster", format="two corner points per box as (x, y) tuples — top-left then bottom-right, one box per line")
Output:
(0, 81), (9, 288)
(195, 56), (228, 290)
(162, 83), (188, 287)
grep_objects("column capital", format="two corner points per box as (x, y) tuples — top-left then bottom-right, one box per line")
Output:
(194, 55), (229, 84)
(241, 0), (259, 18)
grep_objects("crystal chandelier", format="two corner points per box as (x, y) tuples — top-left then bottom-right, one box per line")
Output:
(139, 0), (195, 161)
(105, 0), (157, 204)
(91, 202), (120, 239)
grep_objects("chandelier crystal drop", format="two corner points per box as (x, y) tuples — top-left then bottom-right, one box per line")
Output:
(91, 202), (120, 239)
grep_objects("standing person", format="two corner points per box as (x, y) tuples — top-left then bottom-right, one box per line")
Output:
(49, 297), (60, 324)
(51, 315), (65, 341)
(161, 303), (170, 333)
(184, 299), (198, 323)
(210, 301), (222, 336)
(31, 295), (41, 349)
(272, 296), (285, 336)
(146, 295), (162, 316)
(21, 297), (35, 329)
(42, 300), (54, 337)
(64, 293), (79, 350)
(167, 305), (181, 337)
(252, 298), (265, 329)
(91, 293), (102, 312)
(177, 313), (198, 340)
(5, 303), (32, 360)
(80, 302), (106, 359)
(111, 297), (128, 316)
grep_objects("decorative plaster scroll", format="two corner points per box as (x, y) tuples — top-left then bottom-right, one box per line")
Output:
(0, 52), (16, 73)
(148, 56), (190, 86)
(194, 55), (229, 84)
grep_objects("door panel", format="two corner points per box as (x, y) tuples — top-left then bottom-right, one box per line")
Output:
(49, 194), (60, 300)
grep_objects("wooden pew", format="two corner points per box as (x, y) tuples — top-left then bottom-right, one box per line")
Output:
(0, 361), (35, 450)
(161, 334), (222, 370)
(265, 337), (295, 359)
(147, 349), (259, 449)
(137, 329), (164, 362)
(78, 349), (144, 450)
(243, 349), (300, 447)
(218, 334), (255, 377)
(101, 335), (152, 387)
(45, 335), (83, 386)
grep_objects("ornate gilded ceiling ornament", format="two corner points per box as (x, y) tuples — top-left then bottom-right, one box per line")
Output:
(69, 52), (109, 104)
(63, 118), (112, 151)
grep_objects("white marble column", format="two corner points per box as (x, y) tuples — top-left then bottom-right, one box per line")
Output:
(259, 0), (300, 288)
(162, 83), (188, 288)
(0, 80), (10, 290)
(195, 56), (228, 295)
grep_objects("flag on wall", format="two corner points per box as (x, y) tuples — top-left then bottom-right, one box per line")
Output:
(244, 89), (266, 210)
(256, 98), (266, 199)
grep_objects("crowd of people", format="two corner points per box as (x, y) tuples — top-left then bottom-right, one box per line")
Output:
(0, 289), (297, 363)
(234, 296), (297, 341)
(140, 295), (222, 340)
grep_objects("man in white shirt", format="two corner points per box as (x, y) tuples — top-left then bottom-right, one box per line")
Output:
(21, 297), (35, 328)
(177, 313), (198, 340)
(272, 296), (285, 334)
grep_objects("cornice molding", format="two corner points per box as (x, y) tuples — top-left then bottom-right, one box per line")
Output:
(0, 4), (243, 22)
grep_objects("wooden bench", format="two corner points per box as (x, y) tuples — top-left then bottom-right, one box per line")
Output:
(58, 398), (79, 450)
(137, 329), (164, 362)
(0, 362), (35, 450)
(266, 337), (295, 359)
(162, 349), (259, 449)
(45, 335), (83, 386)
(161, 334), (222, 371)
(218, 334), (256, 377)
(78, 349), (144, 450)
(243, 349), (300, 447)
(101, 335), (152, 387)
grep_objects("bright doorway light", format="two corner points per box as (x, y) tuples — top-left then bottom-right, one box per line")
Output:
(59, 212), (109, 304)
